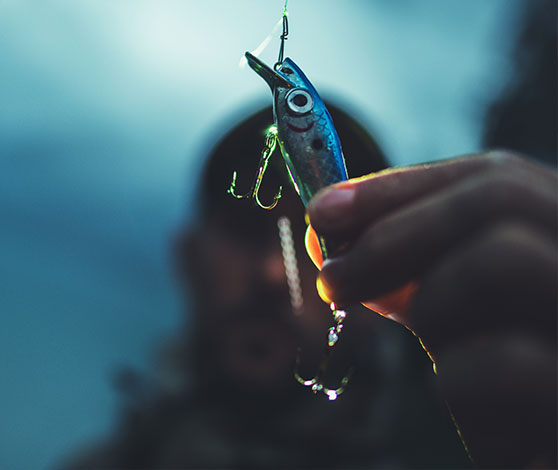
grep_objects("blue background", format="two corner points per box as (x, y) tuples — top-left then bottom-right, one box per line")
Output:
(0, 1), (523, 468)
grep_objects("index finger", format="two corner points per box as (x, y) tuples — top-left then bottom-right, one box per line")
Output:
(307, 152), (550, 236)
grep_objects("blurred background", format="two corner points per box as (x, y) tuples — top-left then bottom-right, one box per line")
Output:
(0, 0), (553, 468)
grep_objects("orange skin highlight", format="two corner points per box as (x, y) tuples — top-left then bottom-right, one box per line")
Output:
(305, 224), (417, 324)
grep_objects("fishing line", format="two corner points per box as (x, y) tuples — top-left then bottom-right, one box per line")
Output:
(239, 0), (289, 68)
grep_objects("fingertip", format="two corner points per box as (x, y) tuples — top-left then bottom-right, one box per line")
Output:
(316, 257), (348, 305)
(304, 224), (323, 269)
(307, 185), (356, 232)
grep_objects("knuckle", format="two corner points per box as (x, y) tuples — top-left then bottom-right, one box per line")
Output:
(449, 172), (526, 222)
(481, 222), (522, 253)
(363, 219), (390, 257)
(484, 149), (525, 169)
(471, 171), (528, 213)
(470, 221), (542, 269)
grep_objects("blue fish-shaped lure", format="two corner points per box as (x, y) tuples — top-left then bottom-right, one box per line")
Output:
(245, 53), (354, 397)
(245, 52), (348, 208)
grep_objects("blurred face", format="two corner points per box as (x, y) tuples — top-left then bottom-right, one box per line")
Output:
(185, 190), (338, 392)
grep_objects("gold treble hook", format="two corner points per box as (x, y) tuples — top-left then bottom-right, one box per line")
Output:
(294, 348), (354, 401)
(228, 125), (282, 210)
(294, 304), (354, 401)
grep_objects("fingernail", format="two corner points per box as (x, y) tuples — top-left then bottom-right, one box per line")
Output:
(311, 187), (355, 220)
(316, 276), (332, 303)
(316, 257), (344, 303)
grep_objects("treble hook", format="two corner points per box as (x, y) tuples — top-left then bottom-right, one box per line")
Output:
(294, 304), (354, 401)
(294, 349), (354, 401)
(228, 126), (282, 210)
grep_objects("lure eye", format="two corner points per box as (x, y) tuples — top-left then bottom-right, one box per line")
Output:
(286, 88), (313, 115)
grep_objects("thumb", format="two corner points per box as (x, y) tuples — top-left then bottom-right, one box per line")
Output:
(305, 224), (417, 324)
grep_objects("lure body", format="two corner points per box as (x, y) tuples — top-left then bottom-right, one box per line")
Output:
(246, 53), (348, 208)
(240, 52), (353, 398)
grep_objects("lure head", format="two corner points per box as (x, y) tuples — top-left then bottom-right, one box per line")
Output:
(245, 52), (348, 207)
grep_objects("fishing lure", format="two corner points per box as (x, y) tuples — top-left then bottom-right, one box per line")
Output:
(228, 11), (352, 400)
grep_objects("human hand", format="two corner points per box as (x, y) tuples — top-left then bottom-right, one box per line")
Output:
(305, 152), (557, 468)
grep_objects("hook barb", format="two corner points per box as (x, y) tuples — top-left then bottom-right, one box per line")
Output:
(227, 126), (282, 210)
(293, 304), (354, 400)
(294, 348), (354, 400)
(227, 170), (251, 199)
(254, 182), (282, 210)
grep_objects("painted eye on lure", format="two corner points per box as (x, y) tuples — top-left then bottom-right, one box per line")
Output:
(286, 88), (314, 115)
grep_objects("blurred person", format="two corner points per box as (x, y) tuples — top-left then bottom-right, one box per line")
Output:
(62, 103), (471, 469)
(63, 1), (556, 468)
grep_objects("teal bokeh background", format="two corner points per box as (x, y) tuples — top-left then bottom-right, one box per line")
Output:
(0, 1), (524, 468)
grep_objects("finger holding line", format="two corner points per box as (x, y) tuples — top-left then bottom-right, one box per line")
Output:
(313, 166), (556, 310)
(308, 151), (556, 238)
